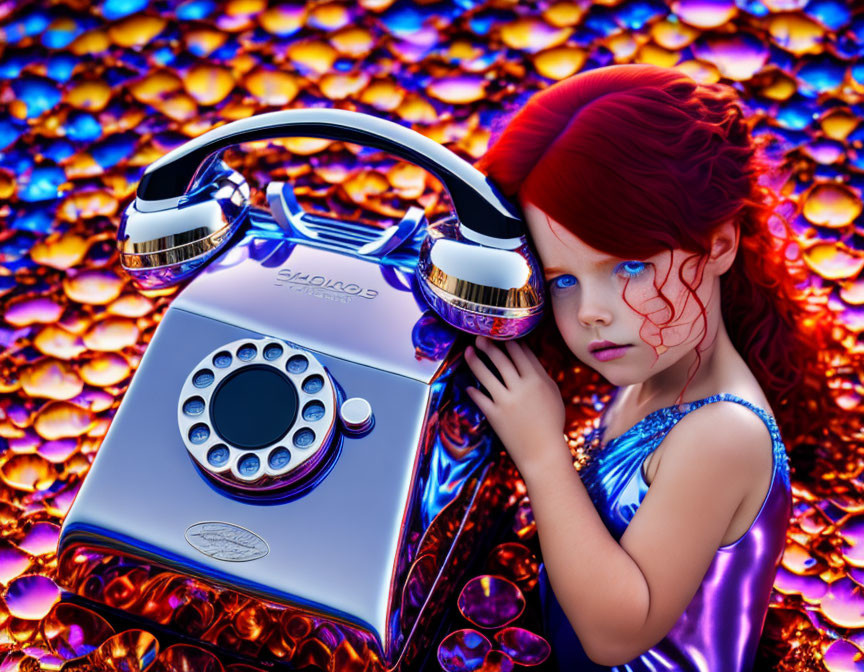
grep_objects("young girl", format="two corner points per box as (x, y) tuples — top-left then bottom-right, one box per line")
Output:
(461, 64), (825, 671)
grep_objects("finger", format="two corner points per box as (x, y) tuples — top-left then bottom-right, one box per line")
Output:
(465, 345), (506, 398)
(516, 339), (549, 377)
(504, 339), (534, 378)
(465, 386), (494, 415)
(475, 335), (520, 387)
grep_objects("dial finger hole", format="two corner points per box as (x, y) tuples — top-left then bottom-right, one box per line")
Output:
(237, 344), (257, 361)
(286, 355), (308, 374)
(302, 400), (326, 422)
(193, 369), (215, 388)
(189, 423), (210, 444)
(212, 351), (232, 368)
(302, 375), (323, 394)
(207, 445), (229, 467)
(238, 453), (260, 477)
(183, 396), (205, 416)
(268, 447), (291, 470)
(264, 343), (283, 361)
(294, 428), (315, 448)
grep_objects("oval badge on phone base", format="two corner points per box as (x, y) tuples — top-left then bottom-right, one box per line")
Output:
(185, 522), (270, 562)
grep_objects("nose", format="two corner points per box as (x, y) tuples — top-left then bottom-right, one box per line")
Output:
(576, 287), (613, 328)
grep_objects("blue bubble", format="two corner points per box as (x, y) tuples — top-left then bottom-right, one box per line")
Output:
(91, 133), (137, 169)
(614, 0), (666, 30)
(176, 0), (216, 20)
(66, 112), (102, 143)
(46, 54), (77, 82)
(42, 19), (84, 49)
(102, 0), (149, 20)
(19, 165), (66, 202)
(0, 117), (22, 150)
(11, 77), (61, 119)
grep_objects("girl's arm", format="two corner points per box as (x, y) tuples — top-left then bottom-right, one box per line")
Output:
(464, 336), (773, 666)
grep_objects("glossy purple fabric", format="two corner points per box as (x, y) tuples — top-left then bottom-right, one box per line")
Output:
(538, 391), (792, 671)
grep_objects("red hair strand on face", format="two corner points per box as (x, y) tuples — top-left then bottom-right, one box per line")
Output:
(474, 63), (834, 464)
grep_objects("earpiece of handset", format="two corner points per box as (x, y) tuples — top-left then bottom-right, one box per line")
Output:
(473, 347), (506, 399)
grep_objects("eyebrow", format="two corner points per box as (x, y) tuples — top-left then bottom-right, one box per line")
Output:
(544, 258), (618, 275)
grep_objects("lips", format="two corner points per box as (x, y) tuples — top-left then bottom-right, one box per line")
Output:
(589, 340), (628, 353)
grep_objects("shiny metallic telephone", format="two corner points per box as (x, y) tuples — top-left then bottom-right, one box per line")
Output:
(56, 109), (546, 670)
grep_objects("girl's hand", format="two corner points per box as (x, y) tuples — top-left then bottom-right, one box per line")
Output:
(464, 335), (568, 476)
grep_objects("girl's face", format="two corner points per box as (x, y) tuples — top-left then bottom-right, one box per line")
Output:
(521, 201), (717, 388)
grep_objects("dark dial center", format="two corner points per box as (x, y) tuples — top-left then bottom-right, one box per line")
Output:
(210, 365), (299, 450)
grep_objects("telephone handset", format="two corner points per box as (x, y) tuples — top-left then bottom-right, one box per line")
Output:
(118, 108), (545, 340)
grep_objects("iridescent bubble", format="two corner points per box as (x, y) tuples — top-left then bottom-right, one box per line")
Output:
(18, 522), (60, 556)
(499, 18), (571, 53)
(0, 541), (33, 584)
(80, 353), (131, 387)
(259, 4), (305, 36)
(307, 3), (353, 30)
(89, 630), (159, 671)
(822, 578), (864, 628)
(11, 77), (61, 118)
(34, 401), (94, 440)
(438, 629), (492, 672)
(152, 644), (225, 672)
(803, 183), (862, 228)
(457, 576), (526, 629)
(82, 317), (140, 351)
(5, 297), (64, 327)
(185, 28), (228, 57)
(533, 46), (586, 80)
(107, 15), (167, 47)
(42, 602), (114, 659)
(243, 68), (300, 105)
(823, 639), (864, 672)
(287, 40), (338, 77)
(183, 64), (236, 106)
(0, 454), (56, 492)
(672, 0), (737, 29)
(21, 359), (83, 400)
(803, 243), (864, 280)
(29, 233), (89, 270)
(767, 14), (825, 56)
(37, 438), (78, 464)
(319, 72), (371, 100)
(690, 32), (769, 80)
(329, 26), (375, 57)
(4, 575), (60, 620)
(494, 628), (551, 665)
(107, 294), (154, 318)
(427, 76), (487, 104)
(66, 80), (112, 112)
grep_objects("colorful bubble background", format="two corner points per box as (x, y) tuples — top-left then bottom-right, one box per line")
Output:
(0, 0), (863, 670)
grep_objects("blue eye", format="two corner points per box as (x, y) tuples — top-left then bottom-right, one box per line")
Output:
(615, 261), (648, 278)
(550, 274), (577, 291)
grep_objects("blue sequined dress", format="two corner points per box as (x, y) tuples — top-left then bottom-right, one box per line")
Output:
(538, 390), (792, 672)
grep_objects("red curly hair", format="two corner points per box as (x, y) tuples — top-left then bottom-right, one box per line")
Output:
(474, 63), (831, 452)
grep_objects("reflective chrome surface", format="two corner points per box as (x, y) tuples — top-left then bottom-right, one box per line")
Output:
(177, 336), (339, 495)
(59, 214), (508, 670)
(117, 163), (250, 289)
(416, 217), (545, 340)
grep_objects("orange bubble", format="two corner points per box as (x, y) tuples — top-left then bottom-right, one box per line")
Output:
(0, 455), (56, 492)
(33, 326), (87, 360)
(108, 16), (167, 48)
(21, 360), (83, 400)
(183, 65), (236, 106)
(80, 353), (131, 387)
(34, 402), (95, 440)
(83, 317), (140, 352)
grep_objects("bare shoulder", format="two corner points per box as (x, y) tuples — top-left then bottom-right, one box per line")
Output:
(657, 399), (775, 501)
